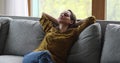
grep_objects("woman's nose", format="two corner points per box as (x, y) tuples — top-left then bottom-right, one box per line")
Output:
(61, 13), (64, 17)
(62, 13), (64, 16)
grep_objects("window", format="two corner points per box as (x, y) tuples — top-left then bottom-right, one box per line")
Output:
(30, 0), (92, 19)
(92, 0), (105, 20)
(106, 0), (120, 21)
(29, 0), (106, 20)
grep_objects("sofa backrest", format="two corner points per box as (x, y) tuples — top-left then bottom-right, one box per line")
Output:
(97, 20), (120, 48)
(0, 15), (40, 21)
(1, 16), (119, 52)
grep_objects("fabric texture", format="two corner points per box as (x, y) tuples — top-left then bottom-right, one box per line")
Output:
(34, 14), (96, 63)
(0, 55), (23, 63)
(67, 23), (101, 63)
(4, 19), (45, 56)
(0, 17), (11, 54)
(0, 23), (1, 29)
(23, 50), (54, 63)
(101, 24), (120, 63)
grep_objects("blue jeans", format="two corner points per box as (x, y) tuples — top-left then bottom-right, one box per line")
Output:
(23, 50), (54, 63)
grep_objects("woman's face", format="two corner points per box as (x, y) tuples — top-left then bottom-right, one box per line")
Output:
(58, 10), (73, 25)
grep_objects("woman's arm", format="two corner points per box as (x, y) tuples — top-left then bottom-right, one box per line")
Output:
(75, 16), (96, 26)
(42, 12), (59, 25)
(77, 16), (96, 33)
(70, 19), (84, 28)
(75, 19), (84, 26)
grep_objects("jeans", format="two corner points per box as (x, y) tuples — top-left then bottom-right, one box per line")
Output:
(23, 50), (54, 63)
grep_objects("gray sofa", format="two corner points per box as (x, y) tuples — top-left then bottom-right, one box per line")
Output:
(0, 16), (120, 63)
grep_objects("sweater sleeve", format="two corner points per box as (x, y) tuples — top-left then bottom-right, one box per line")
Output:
(39, 13), (53, 33)
(76, 16), (96, 34)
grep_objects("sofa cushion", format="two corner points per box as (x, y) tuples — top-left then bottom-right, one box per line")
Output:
(4, 19), (45, 56)
(67, 23), (101, 63)
(0, 17), (10, 54)
(0, 23), (2, 29)
(0, 55), (23, 63)
(101, 24), (120, 63)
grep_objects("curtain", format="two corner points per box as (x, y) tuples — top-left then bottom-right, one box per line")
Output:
(0, 0), (28, 16)
(0, 0), (6, 15)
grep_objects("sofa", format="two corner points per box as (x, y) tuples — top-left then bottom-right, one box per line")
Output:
(0, 15), (120, 63)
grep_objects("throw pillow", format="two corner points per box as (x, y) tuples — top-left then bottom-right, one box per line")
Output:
(4, 19), (45, 56)
(67, 23), (101, 63)
(101, 24), (120, 63)
(0, 17), (11, 54)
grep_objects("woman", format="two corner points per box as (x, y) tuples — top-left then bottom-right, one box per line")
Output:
(23, 10), (96, 63)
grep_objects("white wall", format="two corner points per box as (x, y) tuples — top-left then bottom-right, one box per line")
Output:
(0, 0), (28, 16)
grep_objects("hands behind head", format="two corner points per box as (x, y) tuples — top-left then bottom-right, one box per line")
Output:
(70, 16), (96, 28)
(86, 16), (96, 23)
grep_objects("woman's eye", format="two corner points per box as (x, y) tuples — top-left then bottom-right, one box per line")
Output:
(64, 13), (69, 17)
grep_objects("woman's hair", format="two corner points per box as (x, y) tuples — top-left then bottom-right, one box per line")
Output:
(68, 10), (76, 25)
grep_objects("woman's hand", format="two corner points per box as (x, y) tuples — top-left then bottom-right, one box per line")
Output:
(85, 16), (96, 25)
